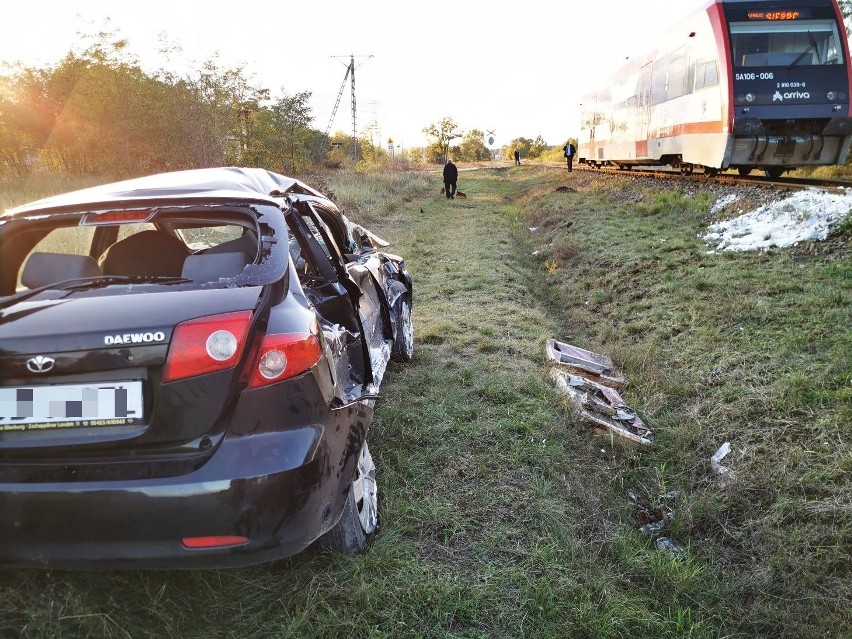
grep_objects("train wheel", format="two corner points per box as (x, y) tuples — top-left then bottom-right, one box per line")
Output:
(764, 167), (784, 179)
(738, 167), (752, 176)
(703, 167), (719, 177)
(680, 165), (694, 175)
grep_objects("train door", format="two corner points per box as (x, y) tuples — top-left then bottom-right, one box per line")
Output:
(637, 62), (653, 158)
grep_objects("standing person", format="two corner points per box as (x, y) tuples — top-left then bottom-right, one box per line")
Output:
(443, 157), (458, 199)
(514, 149), (521, 165)
(563, 141), (576, 172)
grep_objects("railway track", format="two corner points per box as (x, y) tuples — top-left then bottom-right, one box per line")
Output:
(572, 162), (852, 193)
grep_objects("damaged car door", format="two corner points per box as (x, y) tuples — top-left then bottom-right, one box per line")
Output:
(286, 204), (378, 404)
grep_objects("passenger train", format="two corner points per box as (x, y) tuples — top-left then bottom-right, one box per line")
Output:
(578, 0), (852, 177)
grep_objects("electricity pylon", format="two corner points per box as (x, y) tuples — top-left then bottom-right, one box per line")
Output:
(326, 55), (372, 161)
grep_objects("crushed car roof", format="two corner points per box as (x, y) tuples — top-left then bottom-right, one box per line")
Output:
(2, 167), (328, 218)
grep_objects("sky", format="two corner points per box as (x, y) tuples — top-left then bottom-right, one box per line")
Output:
(0, 0), (710, 150)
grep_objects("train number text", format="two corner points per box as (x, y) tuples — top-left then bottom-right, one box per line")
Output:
(735, 72), (775, 81)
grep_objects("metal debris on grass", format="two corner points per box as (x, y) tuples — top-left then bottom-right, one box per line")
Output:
(629, 489), (684, 555)
(547, 339), (651, 445)
(548, 367), (654, 446)
(656, 536), (685, 556)
(547, 339), (652, 445)
(545, 338), (627, 390)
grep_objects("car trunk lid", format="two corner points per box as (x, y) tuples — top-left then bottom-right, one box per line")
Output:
(0, 286), (263, 455)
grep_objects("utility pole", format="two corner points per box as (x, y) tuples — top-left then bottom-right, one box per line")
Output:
(350, 55), (357, 161)
(331, 54), (372, 161)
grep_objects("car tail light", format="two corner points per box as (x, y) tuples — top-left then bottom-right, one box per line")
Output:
(181, 535), (249, 549)
(245, 333), (321, 388)
(162, 311), (253, 382)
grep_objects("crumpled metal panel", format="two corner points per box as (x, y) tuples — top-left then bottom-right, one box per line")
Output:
(547, 339), (653, 446)
(545, 338), (627, 390)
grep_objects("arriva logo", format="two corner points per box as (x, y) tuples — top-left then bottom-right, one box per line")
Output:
(104, 331), (166, 345)
(773, 91), (810, 102)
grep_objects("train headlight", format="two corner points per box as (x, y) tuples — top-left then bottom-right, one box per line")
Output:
(745, 93), (756, 103)
(827, 91), (838, 101)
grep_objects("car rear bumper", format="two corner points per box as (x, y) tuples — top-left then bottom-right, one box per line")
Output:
(0, 424), (357, 569)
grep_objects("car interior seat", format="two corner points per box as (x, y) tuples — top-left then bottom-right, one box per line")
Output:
(99, 230), (191, 277)
(202, 229), (258, 264)
(21, 253), (102, 288)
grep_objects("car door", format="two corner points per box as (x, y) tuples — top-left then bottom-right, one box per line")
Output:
(286, 203), (376, 403)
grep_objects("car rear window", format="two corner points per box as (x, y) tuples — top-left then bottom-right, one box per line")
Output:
(15, 225), (97, 290)
(176, 225), (246, 251)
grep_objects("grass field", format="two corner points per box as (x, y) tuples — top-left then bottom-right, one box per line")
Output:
(0, 166), (849, 638)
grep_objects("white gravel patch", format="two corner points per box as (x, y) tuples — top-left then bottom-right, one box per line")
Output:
(703, 188), (852, 252)
(710, 192), (739, 214)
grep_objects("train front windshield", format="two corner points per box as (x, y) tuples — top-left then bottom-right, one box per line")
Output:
(730, 19), (843, 68)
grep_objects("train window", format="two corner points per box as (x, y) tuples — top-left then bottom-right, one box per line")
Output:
(730, 19), (842, 67)
(650, 57), (669, 105)
(695, 60), (719, 90)
(666, 48), (689, 101)
(650, 48), (691, 104)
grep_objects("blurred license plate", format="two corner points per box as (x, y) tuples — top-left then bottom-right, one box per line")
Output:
(0, 381), (143, 431)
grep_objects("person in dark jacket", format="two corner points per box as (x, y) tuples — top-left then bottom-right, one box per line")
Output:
(563, 141), (576, 171)
(514, 149), (521, 165)
(443, 158), (458, 198)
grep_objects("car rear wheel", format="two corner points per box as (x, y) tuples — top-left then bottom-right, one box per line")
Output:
(390, 298), (414, 362)
(321, 441), (378, 553)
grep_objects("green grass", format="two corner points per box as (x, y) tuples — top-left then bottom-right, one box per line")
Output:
(0, 165), (849, 638)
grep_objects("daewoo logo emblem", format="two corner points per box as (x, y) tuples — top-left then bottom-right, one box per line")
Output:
(26, 355), (55, 373)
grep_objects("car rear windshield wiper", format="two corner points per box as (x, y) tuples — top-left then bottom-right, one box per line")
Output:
(61, 275), (191, 291)
(0, 275), (191, 310)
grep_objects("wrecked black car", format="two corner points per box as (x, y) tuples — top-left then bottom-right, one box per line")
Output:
(0, 167), (413, 568)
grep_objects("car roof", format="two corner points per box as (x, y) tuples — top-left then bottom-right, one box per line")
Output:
(1, 167), (329, 218)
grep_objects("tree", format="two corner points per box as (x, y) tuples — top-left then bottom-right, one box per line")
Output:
(423, 117), (462, 163)
(457, 129), (491, 162)
(528, 135), (548, 159)
(192, 57), (270, 167)
(357, 134), (389, 165)
(0, 32), (236, 176)
(506, 137), (534, 161)
(245, 89), (313, 175)
(839, 1), (851, 34)
(0, 33), (327, 178)
(39, 47), (143, 174)
(0, 68), (54, 175)
(325, 131), (352, 168)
